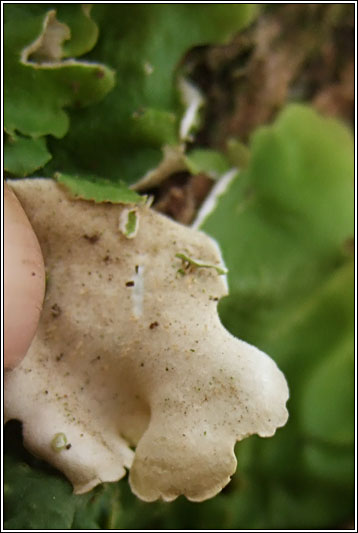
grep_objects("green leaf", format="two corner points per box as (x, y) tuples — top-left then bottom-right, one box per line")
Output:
(56, 5), (99, 58)
(226, 138), (251, 169)
(302, 442), (354, 488)
(202, 105), (353, 314)
(185, 149), (231, 179)
(43, 4), (258, 187)
(12, 4), (100, 59)
(4, 133), (51, 177)
(301, 329), (354, 447)
(4, 421), (92, 530)
(265, 479), (354, 529)
(4, 5), (115, 140)
(55, 172), (145, 204)
(201, 104), (354, 528)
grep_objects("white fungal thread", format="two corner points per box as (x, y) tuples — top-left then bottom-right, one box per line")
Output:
(179, 77), (204, 142)
(132, 266), (144, 318)
(191, 169), (238, 230)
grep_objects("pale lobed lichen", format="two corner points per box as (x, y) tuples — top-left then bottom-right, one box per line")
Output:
(4, 179), (289, 502)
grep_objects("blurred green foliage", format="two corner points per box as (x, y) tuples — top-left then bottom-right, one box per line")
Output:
(202, 105), (354, 529)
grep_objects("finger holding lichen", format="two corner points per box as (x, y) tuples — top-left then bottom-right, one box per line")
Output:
(5, 178), (288, 502)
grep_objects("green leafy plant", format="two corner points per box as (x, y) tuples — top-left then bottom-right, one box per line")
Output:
(4, 4), (354, 530)
(201, 105), (354, 529)
(4, 5), (115, 177)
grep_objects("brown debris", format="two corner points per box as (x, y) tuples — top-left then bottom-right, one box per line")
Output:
(185, 4), (354, 146)
(83, 234), (100, 244)
(312, 55), (354, 122)
(51, 303), (62, 317)
(154, 173), (213, 224)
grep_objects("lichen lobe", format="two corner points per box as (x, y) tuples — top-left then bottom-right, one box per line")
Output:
(4, 178), (289, 502)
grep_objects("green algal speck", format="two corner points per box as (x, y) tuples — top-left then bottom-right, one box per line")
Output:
(175, 253), (227, 275)
(126, 210), (138, 236)
(51, 432), (67, 452)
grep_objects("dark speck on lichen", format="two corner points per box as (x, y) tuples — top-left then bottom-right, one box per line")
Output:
(149, 321), (159, 329)
(51, 303), (62, 317)
(126, 281), (135, 287)
(83, 234), (100, 244)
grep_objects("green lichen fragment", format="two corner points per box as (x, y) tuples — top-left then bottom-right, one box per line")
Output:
(119, 208), (140, 239)
(175, 253), (227, 275)
(51, 433), (67, 452)
(185, 148), (231, 180)
(126, 211), (139, 238)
